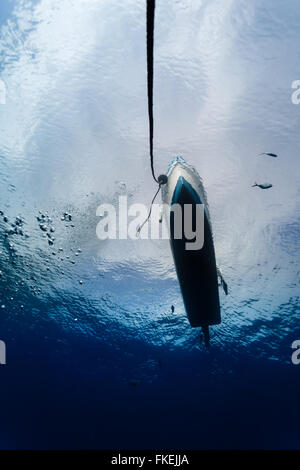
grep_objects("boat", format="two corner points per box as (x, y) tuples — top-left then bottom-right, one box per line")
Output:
(161, 157), (221, 344)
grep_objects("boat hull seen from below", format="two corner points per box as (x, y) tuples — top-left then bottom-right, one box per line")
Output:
(161, 157), (221, 330)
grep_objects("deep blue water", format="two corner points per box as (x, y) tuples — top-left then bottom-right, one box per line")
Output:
(0, 0), (300, 449)
(1, 305), (299, 449)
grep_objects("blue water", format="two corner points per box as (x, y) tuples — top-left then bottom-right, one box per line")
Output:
(0, 0), (300, 449)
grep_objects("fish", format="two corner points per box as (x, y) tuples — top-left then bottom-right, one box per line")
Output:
(217, 268), (228, 295)
(221, 278), (228, 295)
(259, 152), (278, 158)
(252, 182), (273, 189)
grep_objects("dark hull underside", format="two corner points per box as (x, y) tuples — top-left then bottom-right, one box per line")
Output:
(170, 176), (221, 328)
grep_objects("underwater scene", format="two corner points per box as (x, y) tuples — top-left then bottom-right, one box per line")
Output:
(0, 0), (299, 449)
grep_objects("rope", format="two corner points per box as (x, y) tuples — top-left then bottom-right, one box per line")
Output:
(137, 1), (168, 237)
(146, 0), (158, 183)
(136, 184), (161, 234)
